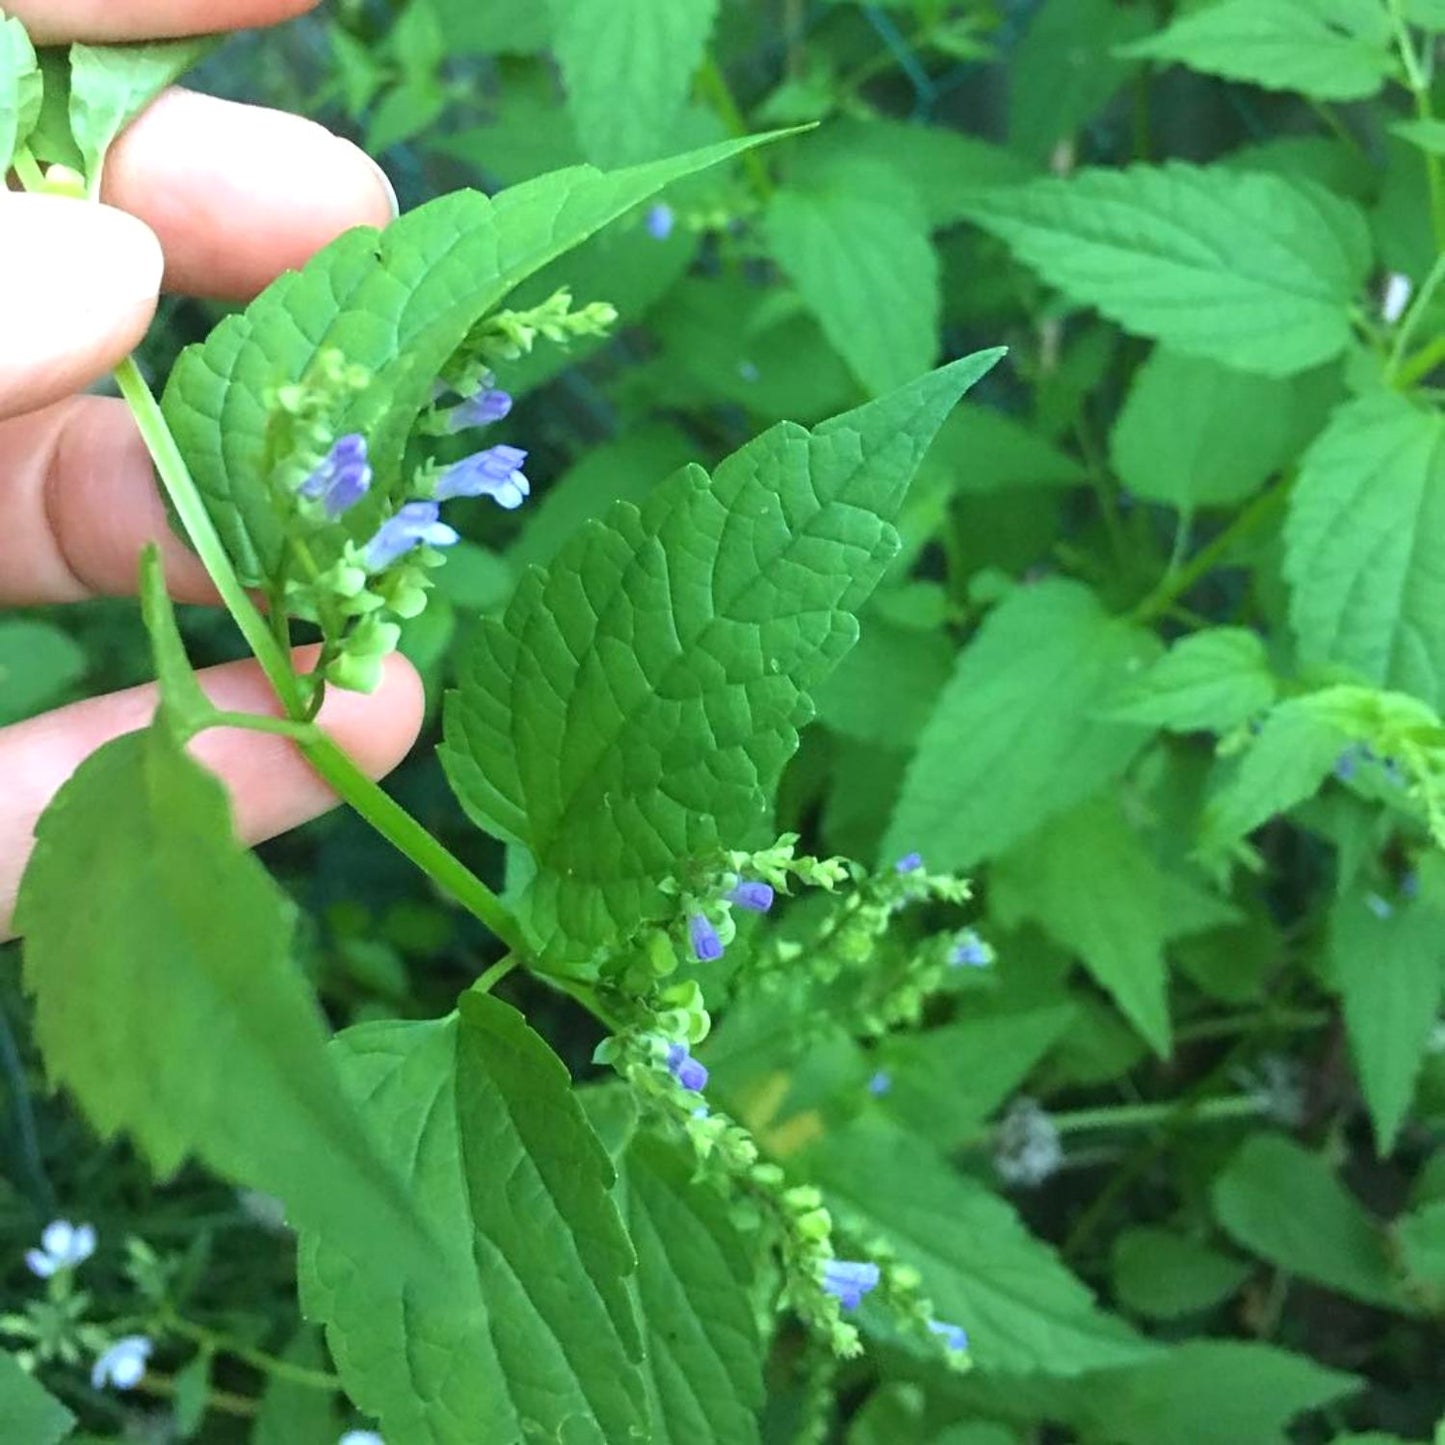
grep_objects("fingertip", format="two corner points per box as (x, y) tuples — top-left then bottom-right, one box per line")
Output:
(104, 91), (398, 299)
(0, 195), (163, 418)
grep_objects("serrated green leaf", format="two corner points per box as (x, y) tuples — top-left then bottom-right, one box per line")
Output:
(1106, 628), (1278, 733)
(1110, 349), (1298, 508)
(15, 726), (431, 1291)
(444, 354), (1002, 964)
(813, 616), (954, 749)
(1111, 1227), (1251, 1320)
(0, 11), (42, 174)
(1067, 1341), (1359, 1445)
(162, 135), (782, 585)
(767, 163), (941, 396)
(299, 996), (645, 1445)
(548, 0), (718, 168)
(1199, 696), (1350, 858)
(1285, 392), (1445, 711)
(966, 164), (1372, 377)
(0, 619), (85, 726)
(1328, 878), (1445, 1154)
(1212, 1133), (1406, 1309)
(1123, 0), (1395, 101)
(992, 795), (1236, 1055)
(68, 37), (211, 189)
(622, 1136), (763, 1445)
(886, 580), (1159, 870)
(809, 1119), (1156, 1376)
(795, 116), (1034, 229)
(0, 1349), (73, 1445)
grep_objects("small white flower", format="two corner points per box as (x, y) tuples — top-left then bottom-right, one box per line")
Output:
(90, 1335), (153, 1391)
(339, 1432), (385, 1445)
(25, 1220), (96, 1279)
(1383, 272), (1414, 324)
(994, 1097), (1063, 1188)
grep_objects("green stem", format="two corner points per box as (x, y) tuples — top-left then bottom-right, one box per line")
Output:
(203, 711), (319, 743)
(300, 734), (528, 956)
(12, 145), (45, 191)
(1388, 0), (1445, 248)
(1396, 330), (1445, 389)
(1132, 480), (1290, 623)
(474, 955), (520, 995)
(1051, 1094), (1264, 1136)
(697, 56), (773, 201)
(1388, 253), (1445, 384)
(112, 359), (303, 715)
(165, 1315), (340, 1391)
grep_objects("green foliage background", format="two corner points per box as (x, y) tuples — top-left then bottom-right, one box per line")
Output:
(6, 0), (1445, 1441)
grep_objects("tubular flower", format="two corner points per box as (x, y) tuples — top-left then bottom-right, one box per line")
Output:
(362, 502), (459, 570)
(727, 880), (774, 912)
(688, 912), (724, 962)
(820, 1259), (880, 1311)
(299, 434), (372, 517)
(665, 1042), (709, 1092)
(435, 444), (530, 509)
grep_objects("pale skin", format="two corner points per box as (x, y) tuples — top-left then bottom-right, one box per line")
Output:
(0, 0), (426, 937)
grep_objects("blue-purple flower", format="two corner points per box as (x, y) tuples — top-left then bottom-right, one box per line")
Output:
(645, 202), (675, 240)
(447, 388), (513, 432)
(91, 1335), (152, 1391)
(299, 434), (372, 517)
(362, 502), (459, 570)
(339, 1433), (385, 1445)
(666, 1042), (708, 1092)
(727, 880), (774, 913)
(25, 1219), (95, 1278)
(928, 1319), (968, 1352)
(895, 853), (923, 874)
(950, 930), (990, 968)
(435, 444), (530, 509)
(688, 912), (723, 962)
(868, 1070), (891, 1097)
(821, 1259), (880, 1311)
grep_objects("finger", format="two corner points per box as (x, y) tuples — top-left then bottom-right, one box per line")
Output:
(0, 195), (163, 420)
(0, 396), (216, 605)
(5, 0), (317, 44)
(103, 89), (397, 300)
(0, 648), (425, 939)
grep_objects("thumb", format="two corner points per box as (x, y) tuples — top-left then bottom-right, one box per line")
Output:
(0, 192), (164, 420)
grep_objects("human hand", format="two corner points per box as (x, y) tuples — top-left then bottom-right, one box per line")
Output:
(0, 0), (424, 937)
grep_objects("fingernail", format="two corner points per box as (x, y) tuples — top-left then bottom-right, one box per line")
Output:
(365, 155), (400, 221)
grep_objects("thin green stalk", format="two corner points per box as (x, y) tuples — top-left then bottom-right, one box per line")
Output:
(12, 145), (45, 191)
(165, 1314), (340, 1391)
(1388, 251), (1445, 382)
(697, 55), (773, 201)
(1051, 1094), (1263, 1136)
(112, 359), (302, 714)
(1388, 0), (1445, 248)
(474, 955), (520, 995)
(300, 734), (527, 955)
(1132, 480), (1290, 623)
(1396, 330), (1445, 388)
(204, 711), (318, 743)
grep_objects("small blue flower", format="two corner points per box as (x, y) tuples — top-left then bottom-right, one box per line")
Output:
(927, 1319), (968, 1352)
(666, 1042), (708, 1092)
(821, 1259), (880, 1311)
(435, 444), (531, 509)
(25, 1219), (95, 1279)
(299, 434), (372, 518)
(645, 202), (674, 240)
(447, 388), (513, 432)
(868, 1070), (891, 1097)
(339, 1433), (385, 1445)
(895, 852), (923, 874)
(950, 930), (990, 968)
(362, 502), (459, 571)
(91, 1335), (152, 1391)
(727, 881), (774, 913)
(688, 913), (724, 962)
